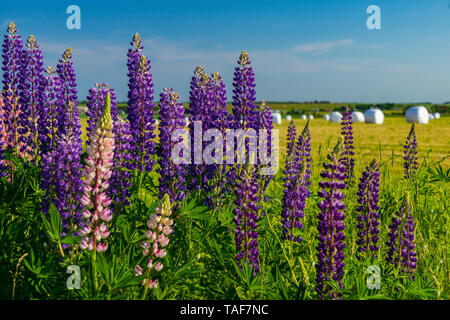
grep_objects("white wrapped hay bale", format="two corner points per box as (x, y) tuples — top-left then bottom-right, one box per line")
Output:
(323, 114), (330, 121)
(364, 108), (384, 124)
(329, 111), (342, 123)
(429, 114), (434, 120)
(272, 112), (282, 125)
(300, 114), (307, 120)
(308, 114), (314, 120)
(351, 111), (365, 123)
(433, 112), (440, 119)
(405, 106), (429, 124)
(286, 115), (292, 121)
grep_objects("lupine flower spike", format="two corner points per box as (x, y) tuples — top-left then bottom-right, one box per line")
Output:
(315, 137), (346, 299)
(386, 192), (417, 278)
(135, 194), (173, 297)
(340, 107), (354, 183)
(356, 159), (380, 260)
(233, 165), (260, 274)
(403, 123), (418, 179)
(79, 93), (115, 253)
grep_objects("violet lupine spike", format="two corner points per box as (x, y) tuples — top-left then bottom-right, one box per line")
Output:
(315, 137), (346, 299)
(356, 158), (381, 260)
(340, 107), (354, 183)
(258, 100), (274, 194)
(56, 48), (82, 143)
(18, 35), (46, 160)
(187, 66), (213, 192)
(38, 67), (64, 155)
(286, 120), (297, 156)
(42, 131), (84, 236)
(157, 88), (187, 205)
(403, 123), (418, 179)
(386, 193), (417, 278)
(127, 54), (156, 176)
(2, 22), (23, 148)
(205, 72), (231, 208)
(233, 165), (260, 274)
(135, 194), (173, 292)
(109, 116), (133, 211)
(281, 121), (311, 242)
(0, 101), (5, 176)
(79, 93), (115, 253)
(86, 83), (118, 145)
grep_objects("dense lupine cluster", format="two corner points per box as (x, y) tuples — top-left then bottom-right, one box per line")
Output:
(233, 166), (260, 273)
(315, 138), (347, 299)
(403, 123), (418, 179)
(79, 93), (115, 252)
(340, 107), (354, 183)
(157, 88), (187, 205)
(127, 34), (156, 177)
(135, 194), (173, 293)
(386, 193), (417, 278)
(0, 21), (431, 300)
(281, 121), (311, 242)
(356, 159), (381, 259)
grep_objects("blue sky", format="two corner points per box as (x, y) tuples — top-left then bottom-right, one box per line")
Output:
(3, 0), (450, 103)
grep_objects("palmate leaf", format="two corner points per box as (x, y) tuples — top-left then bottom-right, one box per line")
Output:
(40, 204), (62, 244)
(94, 253), (141, 292)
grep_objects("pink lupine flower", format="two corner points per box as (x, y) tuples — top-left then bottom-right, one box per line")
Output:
(79, 93), (115, 253)
(137, 194), (173, 298)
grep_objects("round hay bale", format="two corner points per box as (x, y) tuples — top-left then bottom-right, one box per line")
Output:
(433, 112), (440, 119)
(308, 114), (314, 120)
(272, 112), (282, 125)
(285, 115), (292, 121)
(329, 111), (342, 123)
(364, 108), (384, 124)
(351, 111), (365, 122)
(323, 114), (330, 121)
(405, 106), (429, 124)
(300, 114), (307, 120)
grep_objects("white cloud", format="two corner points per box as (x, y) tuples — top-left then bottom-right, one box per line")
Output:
(292, 39), (354, 55)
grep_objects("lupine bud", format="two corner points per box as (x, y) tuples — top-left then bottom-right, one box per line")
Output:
(340, 107), (354, 183)
(403, 123), (418, 179)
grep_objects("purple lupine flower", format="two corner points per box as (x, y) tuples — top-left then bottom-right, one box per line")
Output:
(18, 35), (46, 160)
(231, 51), (259, 131)
(257, 100), (274, 194)
(38, 66), (64, 155)
(86, 83), (118, 145)
(127, 34), (156, 182)
(157, 88), (187, 205)
(386, 193), (417, 278)
(187, 66), (213, 192)
(109, 116), (133, 212)
(2, 22), (23, 148)
(79, 93), (115, 253)
(356, 158), (380, 260)
(403, 123), (418, 179)
(281, 121), (311, 242)
(233, 166), (260, 274)
(286, 120), (297, 155)
(315, 137), (346, 299)
(340, 107), (354, 183)
(0, 101), (5, 176)
(56, 48), (81, 144)
(205, 72), (231, 208)
(41, 131), (84, 236)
